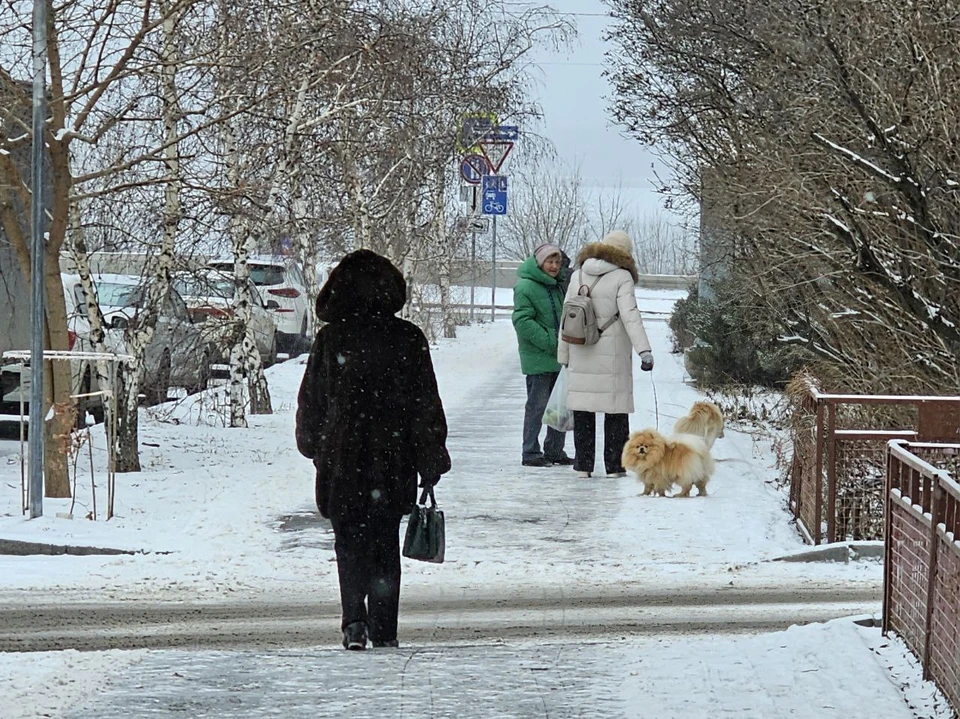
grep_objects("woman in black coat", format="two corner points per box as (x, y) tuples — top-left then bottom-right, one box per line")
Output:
(296, 249), (450, 650)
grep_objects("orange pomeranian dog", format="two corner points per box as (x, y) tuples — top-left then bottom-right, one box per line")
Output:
(621, 428), (715, 497)
(674, 401), (725, 449)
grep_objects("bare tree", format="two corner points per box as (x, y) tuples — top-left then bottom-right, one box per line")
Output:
(607, 0), (960, 393)
(0, 0), (212, 488)
(500, 156), (590, 260)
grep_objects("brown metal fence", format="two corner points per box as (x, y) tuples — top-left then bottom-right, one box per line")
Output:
(884, 441), (960, 714)
(788, 380), (960, 544)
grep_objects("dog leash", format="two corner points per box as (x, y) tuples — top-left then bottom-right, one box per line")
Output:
(650, 369), (659, 429)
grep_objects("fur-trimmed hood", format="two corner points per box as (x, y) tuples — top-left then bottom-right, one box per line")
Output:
(575, 242), (639, 283)
(316, 249), (406, 322)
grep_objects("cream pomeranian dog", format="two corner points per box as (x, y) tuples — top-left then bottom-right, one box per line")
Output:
(674, 401), (725, 449)
(621, 428), (715, 497)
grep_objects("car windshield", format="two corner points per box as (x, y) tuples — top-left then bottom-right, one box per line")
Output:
(209, 263), (285, 287)
(172, 276), (234, 301)
(73, 282), (145, 315)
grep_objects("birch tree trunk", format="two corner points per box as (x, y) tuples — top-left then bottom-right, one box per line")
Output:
(221, 110), (253, 427)
(292, 193), (321, 337)
(220, 114), (272, 422)
(68, 205), (120, 463)
(114, 2), (184, 470)
(399, 204), (416, 321)
(433, 186), (456, 339)
(230, 223), (272, 418)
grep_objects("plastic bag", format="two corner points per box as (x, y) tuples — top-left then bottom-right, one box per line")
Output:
(543, 368), (574, 432)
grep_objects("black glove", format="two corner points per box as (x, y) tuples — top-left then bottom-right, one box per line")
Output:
(639, 351), (654, 372)
(419, 475), (440, 489)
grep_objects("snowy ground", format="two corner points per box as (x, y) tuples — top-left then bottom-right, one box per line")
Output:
(0, 289), (878, 602)
(0, 288), (951, 718)
(0, 619), (950, 719)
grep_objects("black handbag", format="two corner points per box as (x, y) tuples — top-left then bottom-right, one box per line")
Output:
(402, 486), (445, 563)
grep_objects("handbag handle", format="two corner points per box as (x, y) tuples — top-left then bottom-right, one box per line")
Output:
(418, 485), (437, 507)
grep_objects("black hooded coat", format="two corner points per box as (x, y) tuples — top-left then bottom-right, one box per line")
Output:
(296, 250), (451, 520)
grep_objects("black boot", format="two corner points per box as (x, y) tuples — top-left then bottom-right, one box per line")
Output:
(342, 621), (368, 651)
(522, 457), (553, 467)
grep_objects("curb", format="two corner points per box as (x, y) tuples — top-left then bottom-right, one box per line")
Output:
(770, 541), (884, 564)
(0, 538), (140, 556)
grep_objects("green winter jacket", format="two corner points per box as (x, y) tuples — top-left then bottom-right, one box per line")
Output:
(512, 256), (564, 375)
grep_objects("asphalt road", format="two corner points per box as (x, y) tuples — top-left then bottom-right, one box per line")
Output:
(0, 585), (881, 653)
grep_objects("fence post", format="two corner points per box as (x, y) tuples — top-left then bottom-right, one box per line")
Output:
(921, 476), (944, 681)
(882, 441), (898, 635)
(790, 452), (801, 522)
(814, 401), (825, 545)
(826, 403), (838, 543)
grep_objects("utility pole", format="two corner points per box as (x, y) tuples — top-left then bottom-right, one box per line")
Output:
(28, 0), (48, 518)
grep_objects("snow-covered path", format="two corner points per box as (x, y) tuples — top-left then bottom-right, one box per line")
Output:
(12, 619), (944, 719)
(0, 290), (882, 602)
(438, 307), (801, 590)
(3, 289), (949, 718)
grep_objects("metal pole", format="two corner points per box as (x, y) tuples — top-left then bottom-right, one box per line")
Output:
(491, 215), (497, 322)
(19, 361), (25, 514)
(469, 230), (476, 322)
(28, 0), (48, 519)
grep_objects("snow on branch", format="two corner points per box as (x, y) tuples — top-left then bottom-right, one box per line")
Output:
(813, 133), (902, 184)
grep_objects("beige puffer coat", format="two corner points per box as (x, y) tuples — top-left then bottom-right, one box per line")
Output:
(557, 243), (652, 414)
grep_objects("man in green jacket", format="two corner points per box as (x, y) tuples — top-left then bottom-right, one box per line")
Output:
(512, 243), (573, 468)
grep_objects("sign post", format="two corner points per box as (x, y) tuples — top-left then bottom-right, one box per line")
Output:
(29, 0), (48, 518)
(470, 231), (476, 322)
(457, 119), (518, 324)
(491, 215), (497, 322)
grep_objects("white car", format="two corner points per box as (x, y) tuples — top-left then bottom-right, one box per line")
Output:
(206, 257), (311, 352)
(63, 274), (211, 405)
(172, 270), (278, 366)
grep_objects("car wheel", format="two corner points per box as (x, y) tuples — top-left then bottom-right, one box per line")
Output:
(187, 351), (211, 395)
(298, 317), (310, 354)
(145, 352), (171, 406)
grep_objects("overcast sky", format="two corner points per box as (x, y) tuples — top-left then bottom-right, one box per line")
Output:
(518, 0), (691, 231)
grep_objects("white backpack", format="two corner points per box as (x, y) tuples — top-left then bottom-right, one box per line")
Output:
(560, 272), (620, 345)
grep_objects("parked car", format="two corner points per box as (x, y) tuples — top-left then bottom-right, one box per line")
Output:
(1, 268), (109, 424)
(206, 257), (311, 352)
(0, 237), (32, 413)
(171, 269), (278, 366)
(63, 274), (212, 404)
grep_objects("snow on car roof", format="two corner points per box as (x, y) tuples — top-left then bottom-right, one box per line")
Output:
(206, 256), (292, 267)
(61, 273), (149, 286)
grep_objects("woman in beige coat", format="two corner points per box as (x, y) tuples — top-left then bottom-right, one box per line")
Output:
(557, 231), (653, 478)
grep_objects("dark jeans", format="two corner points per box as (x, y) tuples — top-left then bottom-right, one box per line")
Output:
(330, 512), (403, 643)
(522, 371), (567, 461)
(573, 411), (630, 474)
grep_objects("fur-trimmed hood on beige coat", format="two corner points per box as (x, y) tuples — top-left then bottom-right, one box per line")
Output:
(557, 242), (652, 414)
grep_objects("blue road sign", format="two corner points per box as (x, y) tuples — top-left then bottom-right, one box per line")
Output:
(488, 125), (519, 141)
(481, 174), (507, 216)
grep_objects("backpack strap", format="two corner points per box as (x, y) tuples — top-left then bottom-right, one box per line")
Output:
(577, 270), (602, 296)
(598, 312), (620, 333)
